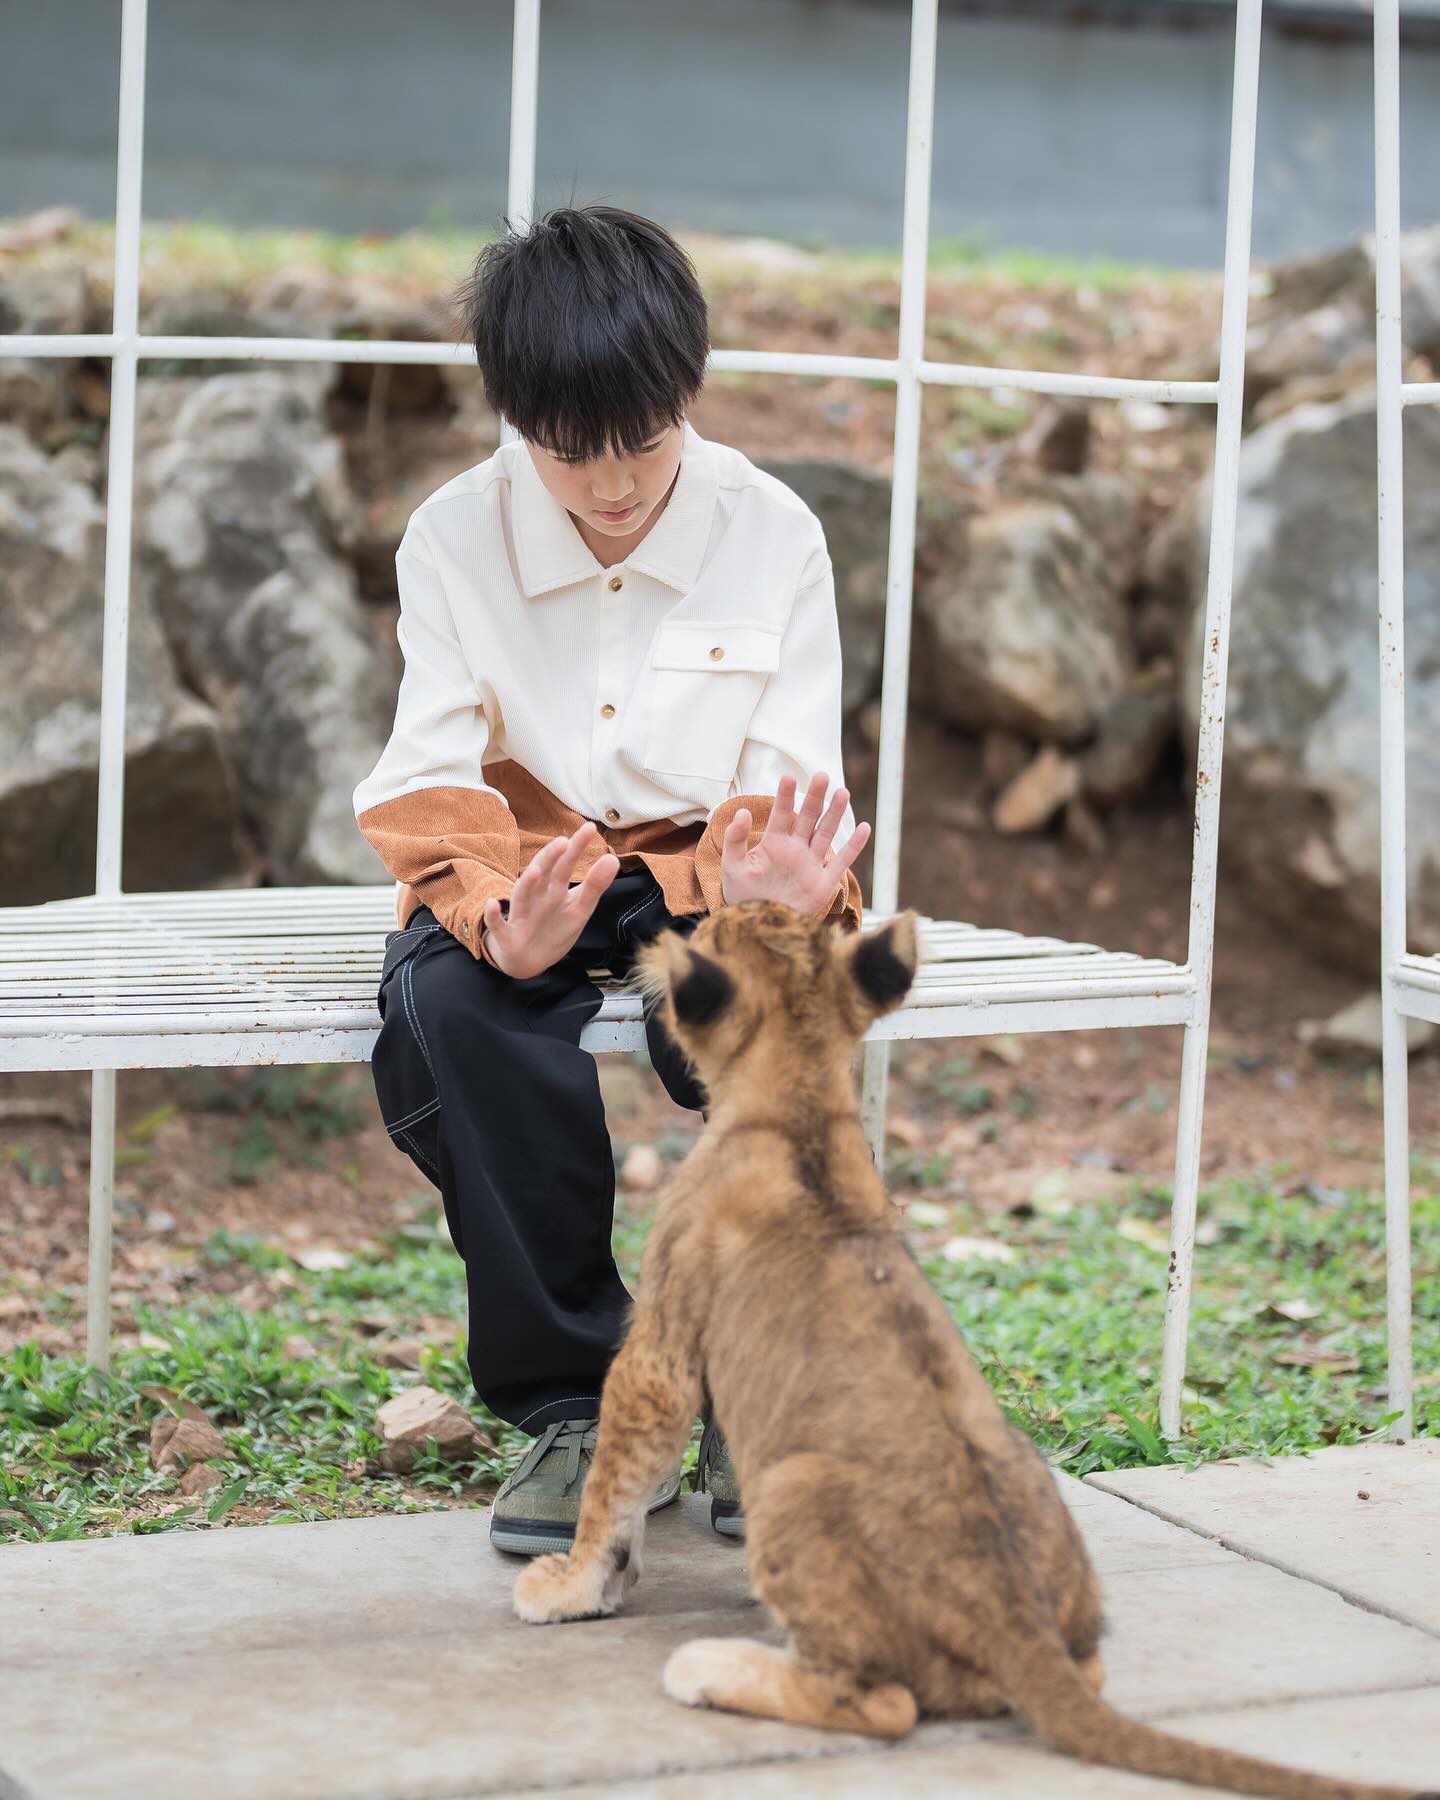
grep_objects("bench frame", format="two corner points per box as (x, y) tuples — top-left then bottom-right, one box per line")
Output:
(0, 0), (1310, 1444)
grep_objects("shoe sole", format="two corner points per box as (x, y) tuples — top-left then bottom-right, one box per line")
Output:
(710, 1498), (745, 1539)
(490, 1475), (683, 1558)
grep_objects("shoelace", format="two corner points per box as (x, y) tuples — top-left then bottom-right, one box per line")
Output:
(521, 1417), (599, 1490)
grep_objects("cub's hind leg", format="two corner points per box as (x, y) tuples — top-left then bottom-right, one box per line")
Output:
(663, 1638), (916, 1740)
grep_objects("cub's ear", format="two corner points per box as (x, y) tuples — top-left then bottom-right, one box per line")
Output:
(841, 912), (919, 1018)
(671, 946), (736, 1028)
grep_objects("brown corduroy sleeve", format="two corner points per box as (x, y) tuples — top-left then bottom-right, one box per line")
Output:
(693, 794), (864, 932)
(357, 785), (520, 960)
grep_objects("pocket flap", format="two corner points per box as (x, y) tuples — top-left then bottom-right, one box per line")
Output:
(650, 621), (782, 674)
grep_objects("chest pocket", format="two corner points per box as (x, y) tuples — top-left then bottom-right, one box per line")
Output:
(643, 620), (783, 784)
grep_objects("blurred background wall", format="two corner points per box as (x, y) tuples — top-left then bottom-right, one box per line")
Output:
(6, 0), (1440, 268)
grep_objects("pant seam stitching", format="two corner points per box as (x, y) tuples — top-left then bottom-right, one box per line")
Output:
(385, 1095), (441, 1133)
(514, 1396), (603, 1432)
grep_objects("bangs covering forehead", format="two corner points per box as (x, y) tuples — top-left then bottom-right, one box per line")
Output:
(463, 205), (709, 464)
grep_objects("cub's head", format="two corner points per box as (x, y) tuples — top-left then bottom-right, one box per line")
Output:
(636, 902), (919, 1095)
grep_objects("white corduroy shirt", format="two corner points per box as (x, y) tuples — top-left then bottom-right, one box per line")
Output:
(352, 425), (856, 839)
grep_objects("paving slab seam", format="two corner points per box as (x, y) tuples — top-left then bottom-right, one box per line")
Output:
(0, 1769), (38, 1800)
(1135, 1673), (1440, 1725)
(1083, 1479), (1440, 1642)
(396, 1721), (1029, 1799)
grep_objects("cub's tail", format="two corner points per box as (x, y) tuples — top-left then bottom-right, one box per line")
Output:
(956, 1579), (1430, 1800)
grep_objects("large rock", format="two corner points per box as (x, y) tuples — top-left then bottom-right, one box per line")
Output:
(135, 371), (392, 885)
(0, 261), (88, 439)
(913, 493), (1133, 742)
(760, 458), (890, 717)
(0, 426), (243, 903)
(1169, 393), (1440, 969)
(1247, 229), (1440, 410)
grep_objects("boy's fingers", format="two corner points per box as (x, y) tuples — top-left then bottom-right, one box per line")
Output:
(722, 809), (753, 866)
(553, 822), (597, 886)
(810, 785), (848, 857)
(826, 820), (871, 880)
(794, 771), (829, 841)
(767, 776), (798, 837)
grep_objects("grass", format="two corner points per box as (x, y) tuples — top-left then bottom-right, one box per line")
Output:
(2, 1169), (1431, 1543)
(4, 216), (1191, 302)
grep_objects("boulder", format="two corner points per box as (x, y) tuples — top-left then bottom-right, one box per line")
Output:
(1081, 667), (1178, 809)
(914, 498), (1132, 742)
(0, 261), (88, 439)
(0, 426), (243, 903)
(760, 458), (890, 718)
(1169, 392), (1440, 970)
(1247, 229), (1440, 411)
(149, 1413), (227, 1473)
(135, 371), (392, 885)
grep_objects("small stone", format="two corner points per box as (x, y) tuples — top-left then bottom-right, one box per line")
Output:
(620, 1143), (664, 1191)
(150, 1413), (226, 1473)
(992, 745), (1081, 835)
(293, 1246), (351, 1272)
(906, 1199), (950, 1229)
(178, 1462), (224, 1497)
(375, 1385), (490, 1473)
(282, 1334), (318, 1360)
(1297, 995), (1435, 1058)
(375, 1338), (424, 1370)
(144, 1209), (177, 1234)
(941, 1236), (1016, 1265)
(1357, 1489), (1371, 1501)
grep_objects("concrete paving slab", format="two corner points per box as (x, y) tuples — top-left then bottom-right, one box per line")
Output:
(1089, 1441), (1440, 1637)
(2, 1479), (1439, 1799)
(553, 1687), (1440, 1798)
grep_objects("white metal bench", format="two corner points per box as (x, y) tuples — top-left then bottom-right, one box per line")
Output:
(1, 0), (1270, 1442)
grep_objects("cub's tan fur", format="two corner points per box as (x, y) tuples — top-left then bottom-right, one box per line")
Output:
(514, 904), (1430, 1800)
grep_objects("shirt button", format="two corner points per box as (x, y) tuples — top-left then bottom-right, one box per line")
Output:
(604, 806), (620, 824)
(600, 703), (616, 719)
(607, 574), (623, 592)
(709, 645), (725, 662)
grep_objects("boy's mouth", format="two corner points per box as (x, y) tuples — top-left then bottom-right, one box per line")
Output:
(596, 503), (639, 524)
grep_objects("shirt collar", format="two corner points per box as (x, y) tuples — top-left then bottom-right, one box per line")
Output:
(511, 424), (718, 599)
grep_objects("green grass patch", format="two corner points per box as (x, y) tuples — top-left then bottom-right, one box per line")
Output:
(2, 1178), (1431, 1542)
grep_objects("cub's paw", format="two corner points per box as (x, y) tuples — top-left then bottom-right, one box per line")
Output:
(662, 1637), (740, 1708)
(512, 1552), (613, 1624)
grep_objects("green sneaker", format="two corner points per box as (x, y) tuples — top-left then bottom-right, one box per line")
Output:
(489, 1418), (683, 1557)
(695, 1418), (744, 1539)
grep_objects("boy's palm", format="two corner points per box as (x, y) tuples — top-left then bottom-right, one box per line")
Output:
(482, 823), (619, 979)
(721, 772), (871, 916)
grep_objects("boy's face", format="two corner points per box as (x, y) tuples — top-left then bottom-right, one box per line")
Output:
(527, 424), (685, 542)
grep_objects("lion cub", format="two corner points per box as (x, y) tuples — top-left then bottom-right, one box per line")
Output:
(514, 904), (1428, 1800)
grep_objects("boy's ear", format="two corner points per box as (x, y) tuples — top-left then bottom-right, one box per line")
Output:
(671, 946), (736, 1028)
(841, 912), (919, 1019)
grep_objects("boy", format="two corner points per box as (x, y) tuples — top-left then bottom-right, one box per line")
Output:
(353, 205), (869, 1556)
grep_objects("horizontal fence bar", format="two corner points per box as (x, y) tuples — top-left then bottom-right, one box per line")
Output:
(916, 361), (1218, 403)
(1402, 382), (1440, 406)
(0, 332), (1220, 406)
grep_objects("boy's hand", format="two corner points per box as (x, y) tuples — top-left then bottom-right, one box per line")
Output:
(719, 773), (871, 916)
(481, 823), (619, 979)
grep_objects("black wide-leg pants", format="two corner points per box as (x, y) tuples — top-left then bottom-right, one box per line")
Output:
(370, 868), (704, 1435)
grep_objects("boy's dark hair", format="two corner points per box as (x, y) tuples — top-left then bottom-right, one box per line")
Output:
(462, 205), (709, 462)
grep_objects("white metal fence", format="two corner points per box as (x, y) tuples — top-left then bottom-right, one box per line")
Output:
(0, 0), (1350, 1444)
(1374, 0), (1433, 1444)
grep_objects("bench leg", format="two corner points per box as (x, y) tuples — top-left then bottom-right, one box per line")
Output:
(860, 1039), (891, 1171)
(1380, 993), (1413, 1441)
(1159, 1019), (1209, 1440)
(86, 1069), (117, 1373)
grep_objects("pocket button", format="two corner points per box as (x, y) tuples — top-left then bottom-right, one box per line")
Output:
(708, 645), (725, 662)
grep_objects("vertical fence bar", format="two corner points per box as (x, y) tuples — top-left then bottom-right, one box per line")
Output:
(1158, 0), (1262, 1439)
(508, 0), (540, 228)
(86, 0), (150, 1374)
(498, 0), (540, 452)
(860, 0), (939, 1159)
(1374, 0), (1413, 1441)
